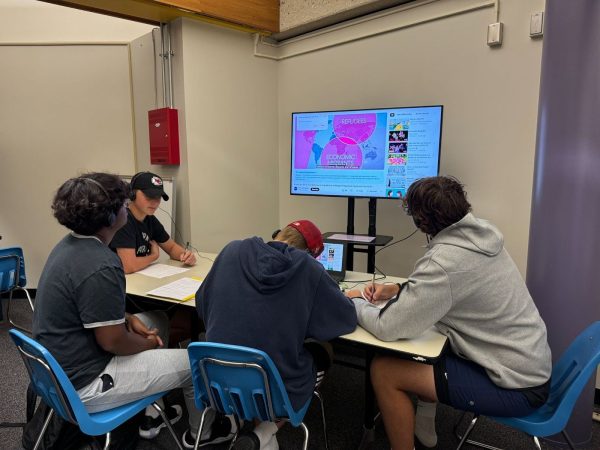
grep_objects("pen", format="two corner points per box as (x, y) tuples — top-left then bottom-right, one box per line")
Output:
(185, 241), (190, 252)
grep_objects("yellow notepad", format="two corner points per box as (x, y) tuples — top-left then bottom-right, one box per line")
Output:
(146, 277), (203, 302)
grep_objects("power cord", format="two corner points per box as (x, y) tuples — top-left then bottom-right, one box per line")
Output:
(158, 206), (214, 263)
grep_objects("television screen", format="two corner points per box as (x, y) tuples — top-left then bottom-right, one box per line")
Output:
(290, 105), (443, 199)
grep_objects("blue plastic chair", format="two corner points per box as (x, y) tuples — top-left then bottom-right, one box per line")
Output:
(456, 321), (600, 450)
(9, 329), (183, 450)
(187, 342), (327, 450)
(0, 247), (34, 331)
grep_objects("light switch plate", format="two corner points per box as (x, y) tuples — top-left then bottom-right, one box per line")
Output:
(487, 22), (503, 46)
(530, 11), (544, 37)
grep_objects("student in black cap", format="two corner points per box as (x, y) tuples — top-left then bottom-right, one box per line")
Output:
(110, 171), (196, 274)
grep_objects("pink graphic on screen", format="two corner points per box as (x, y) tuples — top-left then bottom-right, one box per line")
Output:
(294, 130), (317, 169)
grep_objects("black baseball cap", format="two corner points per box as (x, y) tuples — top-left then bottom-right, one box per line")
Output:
(131, 172), (169, 201)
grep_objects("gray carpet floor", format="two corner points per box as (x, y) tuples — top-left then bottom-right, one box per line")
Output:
(1, 298), (599, 449)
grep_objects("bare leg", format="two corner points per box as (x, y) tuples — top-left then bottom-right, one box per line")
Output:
(370, 355), (437, 450)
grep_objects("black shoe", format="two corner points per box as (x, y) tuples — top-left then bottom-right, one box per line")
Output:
(139, 404), (182, 439)
(232, 432), (260, 450)
(182, 414), (237, 449)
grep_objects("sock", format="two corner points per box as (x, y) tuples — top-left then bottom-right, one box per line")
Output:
(253, 421), (279, 450)
(145, 398), (165, 419)
(415, 399), (437, 448)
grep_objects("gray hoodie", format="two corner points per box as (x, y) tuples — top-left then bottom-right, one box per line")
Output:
(352, 213), (551, 389)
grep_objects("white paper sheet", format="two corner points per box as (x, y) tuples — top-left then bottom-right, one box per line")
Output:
(146, 277), (203, 302)
(136, 264), (190, 279)
(328, 233), (376, 243)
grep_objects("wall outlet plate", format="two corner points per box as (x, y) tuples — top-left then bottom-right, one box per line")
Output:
(487, 22), (503, 46)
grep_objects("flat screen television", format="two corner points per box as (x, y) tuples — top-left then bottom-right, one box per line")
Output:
(290, 105), (443, 199)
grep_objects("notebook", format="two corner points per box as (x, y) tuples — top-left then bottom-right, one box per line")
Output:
(316, 241), (347, 283)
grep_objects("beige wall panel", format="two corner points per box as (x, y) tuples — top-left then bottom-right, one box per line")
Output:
(278, 0), (545, 277)
(178, 19), (279, 252)
(0, 0), (153, 42)
(0, 44), (136, 285)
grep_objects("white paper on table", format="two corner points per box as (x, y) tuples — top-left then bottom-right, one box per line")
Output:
(146, 277), (203, 301)
(135, 263), (190, 279)
(328, 233), (376, 243)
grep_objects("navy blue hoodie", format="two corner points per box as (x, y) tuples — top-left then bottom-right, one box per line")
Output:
(196, 237), (357, 409)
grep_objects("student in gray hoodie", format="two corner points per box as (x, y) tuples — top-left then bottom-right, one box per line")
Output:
(348, 176), (551, 450)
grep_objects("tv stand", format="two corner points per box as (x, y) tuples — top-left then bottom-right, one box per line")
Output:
(322, 198), (392, 273)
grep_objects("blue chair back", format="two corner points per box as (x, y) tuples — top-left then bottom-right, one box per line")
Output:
(0, 247), (27, 293)
(9, 329), (165, 436)
(187, 342), (311, 427)
(494, 321), (600, 437)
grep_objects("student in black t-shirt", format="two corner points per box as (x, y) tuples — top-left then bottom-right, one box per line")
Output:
(110, 171), (195, 274)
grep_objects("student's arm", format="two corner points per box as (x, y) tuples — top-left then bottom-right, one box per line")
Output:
(159, 238), (196, 266)
(116, 243), (160, 274)
(94, 321), (162, 355)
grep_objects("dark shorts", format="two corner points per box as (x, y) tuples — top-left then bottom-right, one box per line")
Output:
(433, 351), (549, 417)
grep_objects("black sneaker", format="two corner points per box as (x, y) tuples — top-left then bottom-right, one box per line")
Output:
(139, 404), (182, 439)
(232, 432), (260, 450)
(182, 413), (237, 449)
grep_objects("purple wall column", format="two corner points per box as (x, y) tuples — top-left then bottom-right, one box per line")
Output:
(527, 0), (600, 445)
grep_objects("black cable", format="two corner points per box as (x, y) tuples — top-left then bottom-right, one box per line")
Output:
(158, 206), (214, 263)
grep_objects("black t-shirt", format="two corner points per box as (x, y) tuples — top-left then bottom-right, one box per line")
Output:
(109, 209), (169, 256)
(32, 234), (126, 390)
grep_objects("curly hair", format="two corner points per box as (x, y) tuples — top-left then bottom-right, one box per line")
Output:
(405, 176), (471, 237)
(52, 172), (129, 235)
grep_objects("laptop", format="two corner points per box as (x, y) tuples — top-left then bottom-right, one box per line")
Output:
(316, 241), (347, 283)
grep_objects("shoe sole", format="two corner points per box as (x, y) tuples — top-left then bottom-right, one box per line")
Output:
(139, 406), (183, 439)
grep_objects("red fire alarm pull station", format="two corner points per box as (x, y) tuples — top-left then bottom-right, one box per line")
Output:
(148, 107), (180, 165)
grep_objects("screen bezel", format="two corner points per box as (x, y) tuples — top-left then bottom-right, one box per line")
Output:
(289, 105), (443, 199)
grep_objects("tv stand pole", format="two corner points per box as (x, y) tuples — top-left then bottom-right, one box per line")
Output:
(342, 197), (391, 273)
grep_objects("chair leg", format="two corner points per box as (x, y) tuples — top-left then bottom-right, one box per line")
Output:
(533, 436), (542, 450)
(152, 401), (184, 450)
(33, 409), (54, 450)
(456, 414), (479, 450)
(313, 390), (329, 450)
(103, 432), (111, 450)
(194, 408), (211, 450)
(7, 288), (32, 334)
(299, 422), (309, 450)
(562, 430), (577, 450)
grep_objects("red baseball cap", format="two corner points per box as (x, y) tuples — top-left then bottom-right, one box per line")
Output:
(287, 220), (324, 258)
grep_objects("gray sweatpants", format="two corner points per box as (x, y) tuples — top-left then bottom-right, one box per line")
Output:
(77, 311), (201, 432)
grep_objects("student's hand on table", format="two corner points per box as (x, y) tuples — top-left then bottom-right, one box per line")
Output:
(364, 283), (398, 302)
(180, 249), (196, 266)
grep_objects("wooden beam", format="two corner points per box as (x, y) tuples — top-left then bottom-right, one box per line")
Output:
(41, 0), (279, 33)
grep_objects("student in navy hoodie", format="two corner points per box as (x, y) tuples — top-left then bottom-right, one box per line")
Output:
(193, 220), (358, 450)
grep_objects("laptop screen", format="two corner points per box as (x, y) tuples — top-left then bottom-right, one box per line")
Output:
(316, 242), (346, 274)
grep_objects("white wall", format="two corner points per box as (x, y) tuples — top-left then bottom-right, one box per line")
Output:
(175, 18), (279, 252)
(0, 0), (153, 285)
(277, 0), (545, 277)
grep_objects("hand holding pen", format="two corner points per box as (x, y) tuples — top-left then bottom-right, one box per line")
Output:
(180, 241), (197, 266)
